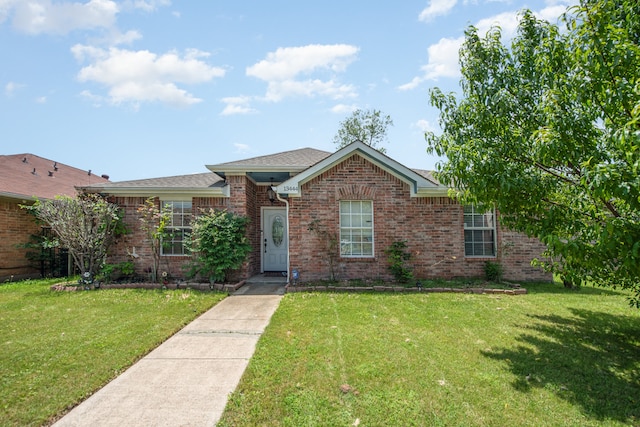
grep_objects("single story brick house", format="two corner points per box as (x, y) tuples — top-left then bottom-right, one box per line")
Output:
(0, 153), (109, 281)
(81, 141), (551, 283)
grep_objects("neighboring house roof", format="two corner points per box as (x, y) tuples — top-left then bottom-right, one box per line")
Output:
(412, 169), (441, 186)
(79, 172), (227, 198)
(0, 153), (109, 201)
(277, 141), (448, 197)
(206, 147), (332, 183)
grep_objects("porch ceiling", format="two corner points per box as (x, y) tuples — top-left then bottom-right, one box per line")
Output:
(215, 171), (292, 184)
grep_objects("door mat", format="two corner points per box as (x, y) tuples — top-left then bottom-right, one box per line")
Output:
(263, 272), (287, 277)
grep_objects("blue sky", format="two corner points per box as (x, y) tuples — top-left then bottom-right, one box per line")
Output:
(1, 0), (575, 181)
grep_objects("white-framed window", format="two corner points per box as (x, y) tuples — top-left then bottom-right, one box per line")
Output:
(463, 205), (496, 257)
(340, 200), (374, 257)
(161, 201), (192, 256)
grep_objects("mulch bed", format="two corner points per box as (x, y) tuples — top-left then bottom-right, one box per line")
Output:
(50, 280), (526, 295)
(286, 285), (527, 295)
(50, 280), (246, 293)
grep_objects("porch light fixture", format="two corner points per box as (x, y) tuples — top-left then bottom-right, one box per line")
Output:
(267, 177), (276, 204)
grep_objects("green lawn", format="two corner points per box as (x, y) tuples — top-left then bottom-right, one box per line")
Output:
(0, 278), (226, 427)
(219, 283), (640, 427)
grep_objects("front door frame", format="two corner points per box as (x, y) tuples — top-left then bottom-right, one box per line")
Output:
(261, 206), (288, 273)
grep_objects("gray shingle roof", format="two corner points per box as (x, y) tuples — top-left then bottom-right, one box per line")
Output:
(80, 172), (223, 190)
(207, 147), (331, 169)
(412, 169), (440, 185)
(79, 146), (442, 195)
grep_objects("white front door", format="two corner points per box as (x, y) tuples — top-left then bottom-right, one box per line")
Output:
(262, 207), (287, 272)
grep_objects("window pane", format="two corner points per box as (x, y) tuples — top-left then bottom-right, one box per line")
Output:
(484, 243), (495, 255)
(464, 215), (473, 228)
(161, 202), (192, 256)
(465, 242), (473, 255)
(339, 200), (373, 258)
(464, 206), (496, 257)
(363, 243), (373, 256)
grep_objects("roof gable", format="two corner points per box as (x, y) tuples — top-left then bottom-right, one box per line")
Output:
(276, 141), (447, 197)
(0, 153), (109, 200)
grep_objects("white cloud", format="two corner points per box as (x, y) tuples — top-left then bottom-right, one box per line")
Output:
(264, 79), (356, 102)
(0, 0), (17, 24)
(35, 96), (47, 103)
(11, 0), (119, 35)
(220, 96), (257, 115)
(5, 81), (24, 96)
(79, 89), (104, 106)
(399, 36), (463, 90)
(72, 45), (226, 107)
(475, 11), (519, 38)
(414, 119), (436, 133)
(419, 0), (457, 22)
(537, 4), (571, 23)
(234, 143), (251, 153)
(122, 0), (171, 12)
(108, 29), (142, 45)
(331, 103), (358, 114)
(404, 2), (576, 89)
(246, 44), (359, 102)
(247, 44), (358, 81)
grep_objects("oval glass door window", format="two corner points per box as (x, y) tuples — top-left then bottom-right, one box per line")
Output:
(272, 215), (284, 247)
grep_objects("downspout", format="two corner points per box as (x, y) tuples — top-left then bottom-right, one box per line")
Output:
(275, 190), (290, 285)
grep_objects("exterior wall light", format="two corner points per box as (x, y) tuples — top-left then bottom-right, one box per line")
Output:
(267, 177), (276, 204)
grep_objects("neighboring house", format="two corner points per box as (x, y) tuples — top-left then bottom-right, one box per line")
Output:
(81, 141), (551, 283)
(0, 153), (110, 281)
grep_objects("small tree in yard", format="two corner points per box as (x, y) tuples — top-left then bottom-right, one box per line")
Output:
(137, 197), (172, 283)
(24, 194), (121, 281)
(186, 209), (252, 284)
(333, 108), (393, 153)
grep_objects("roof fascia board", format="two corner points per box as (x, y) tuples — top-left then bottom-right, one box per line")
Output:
(80, 187), (230, 198)
(206, 165), (308, 174)
(0, 191), (36, 201)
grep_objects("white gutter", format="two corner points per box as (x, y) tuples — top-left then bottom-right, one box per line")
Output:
(275, 189), (290, 285)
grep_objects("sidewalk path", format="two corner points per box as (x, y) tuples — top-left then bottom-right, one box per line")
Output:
(53, 293), (282, 427)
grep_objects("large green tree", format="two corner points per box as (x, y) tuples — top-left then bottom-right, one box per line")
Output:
(426, 0), (640, 305)
(333, 108), (393, 153)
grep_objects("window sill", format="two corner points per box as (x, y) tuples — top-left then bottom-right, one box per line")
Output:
(340, 257), (377, 262)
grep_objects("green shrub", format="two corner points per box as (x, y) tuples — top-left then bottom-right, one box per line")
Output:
(98, 261), (135, 282)
(484, 261), (503, 282)
(385, 240), (413, 283)
(186, 209), (252, 283)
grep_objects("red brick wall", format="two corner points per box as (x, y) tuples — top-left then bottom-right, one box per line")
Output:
(227, 176), (287, 280)
(107, 196), (231, 280)
(0, 198), (41, 280)
(287, 154), (551, 283)
(101, 157), (550, 284)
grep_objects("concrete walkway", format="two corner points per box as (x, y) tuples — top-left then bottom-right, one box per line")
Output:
(53, 289), (283, 427)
